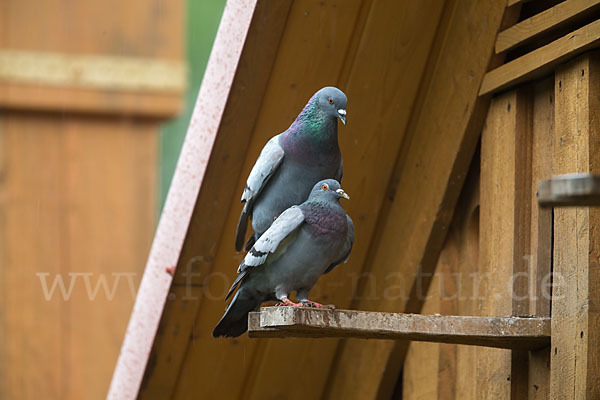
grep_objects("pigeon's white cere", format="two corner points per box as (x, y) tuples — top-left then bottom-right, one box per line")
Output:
(338, 109), (346, 115)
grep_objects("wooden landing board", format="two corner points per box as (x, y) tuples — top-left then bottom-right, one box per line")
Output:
(248, 307), (550, 350)
(538, 173), (600, 207)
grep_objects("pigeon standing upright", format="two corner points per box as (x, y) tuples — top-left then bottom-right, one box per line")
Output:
(214, 179), (354, 338)
(235, 86), (347, 252)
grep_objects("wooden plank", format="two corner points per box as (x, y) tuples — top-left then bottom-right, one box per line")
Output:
(480, 19), (600, 95)
(538, 173), (600, 206)
(528, 78), (554, 400)
(496, 0), (600, 53)
(550, 52), (600, 400)
(476, 88), (533, 399)
(0, 116), (64, 399)
(325, 1), (512, 399)
(63, 118), (157, 399)
(404, 272), (442, 400)
(249, 308), (551, 349)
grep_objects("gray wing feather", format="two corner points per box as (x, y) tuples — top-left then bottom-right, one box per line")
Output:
(239, 206), (305, 271)
(324, 215), (354, 274)
(241, 135), (284, 203)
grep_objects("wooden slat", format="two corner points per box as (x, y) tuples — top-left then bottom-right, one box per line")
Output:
(1, 116), (64, 399)
(550, 52), (600, 400)
(325, 1), (512, 399)
(476, 88), (534, 399)
(527, 78), (554, 400)
(249, 308), (551, 349)
(538, 173), (600, 206)
(481, 19), (600, 95)
(496, 0), (600, 53)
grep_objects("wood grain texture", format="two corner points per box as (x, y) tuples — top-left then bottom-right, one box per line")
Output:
(477, 89), (533, 399)
(496, 0), (600, 53)
(528, 78), (554, 400)
(0, 115), (157, 400)
(326, 1), (510, 399)
(481, 19), (600, 95)
(550, 52), (600, 400)
(249, 308), (550, 349)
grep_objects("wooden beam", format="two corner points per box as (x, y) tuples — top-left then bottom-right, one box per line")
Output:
(325, 2), (514, 399)
(550, 52), (600, 400)
(248, 308), (551, 350)
(480, 19), (600, 95)
(538, 173), (600, 207)
(496, 0), (600, 53)
(477, 88), (534, 398)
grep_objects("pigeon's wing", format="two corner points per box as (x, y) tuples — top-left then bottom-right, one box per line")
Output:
(235, 134), (285, 251)
(324, 215), (354, 274)
(226, 206), (304, 300)
(241, 134), (285, 203)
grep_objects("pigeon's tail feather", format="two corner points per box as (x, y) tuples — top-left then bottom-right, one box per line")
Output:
(244, 235), (257, 252)
(235, 202), (251, 252)
(213, 289), (261, 338)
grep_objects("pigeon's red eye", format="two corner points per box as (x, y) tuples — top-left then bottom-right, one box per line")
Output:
(328, 98), (334, 104)
(322, 184), (328, 191)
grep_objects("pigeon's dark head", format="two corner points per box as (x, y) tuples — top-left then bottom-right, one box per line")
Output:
(309, 179), (350, 202)
(315, 87), (347, 125)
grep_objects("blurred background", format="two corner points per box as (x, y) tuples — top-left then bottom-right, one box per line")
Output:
(0, 1), (224, 398)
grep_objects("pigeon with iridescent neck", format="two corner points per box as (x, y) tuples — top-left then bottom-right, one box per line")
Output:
(214, 179), (354, 338)
(235, 87), (347, 252)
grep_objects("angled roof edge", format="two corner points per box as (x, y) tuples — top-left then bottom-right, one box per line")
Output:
(107, 1), (258, 398)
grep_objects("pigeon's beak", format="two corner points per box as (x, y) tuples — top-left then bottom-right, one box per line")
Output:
(337, 109), (347, 125)
(336, 188), (350, 200)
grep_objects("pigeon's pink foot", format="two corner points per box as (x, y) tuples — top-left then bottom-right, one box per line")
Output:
(276, 296), (302, 307)
(301, 300), (324, 308)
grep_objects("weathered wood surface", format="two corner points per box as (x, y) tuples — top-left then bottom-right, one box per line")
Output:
(477, 89), (533, 399)
(496, 0), (600, 53)
(538, 173), (600, 207)
(550, 52), (600, 400)
(480, 19), (600, 95)
(248, 307), (551, 349)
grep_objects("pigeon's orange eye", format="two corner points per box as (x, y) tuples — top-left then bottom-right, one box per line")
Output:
(322, 184), (328, 191)
(328, 98), (334, 105)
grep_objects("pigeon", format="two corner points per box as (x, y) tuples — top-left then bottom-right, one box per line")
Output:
(235, 86), (347, 252)
(214, 179), (354, 338)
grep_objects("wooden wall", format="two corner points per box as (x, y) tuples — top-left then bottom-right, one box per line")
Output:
(0, 1), (183, 399)
(403, 51), (600, 398)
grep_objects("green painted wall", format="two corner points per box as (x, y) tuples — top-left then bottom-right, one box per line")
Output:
(159, 0), (227, 209)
